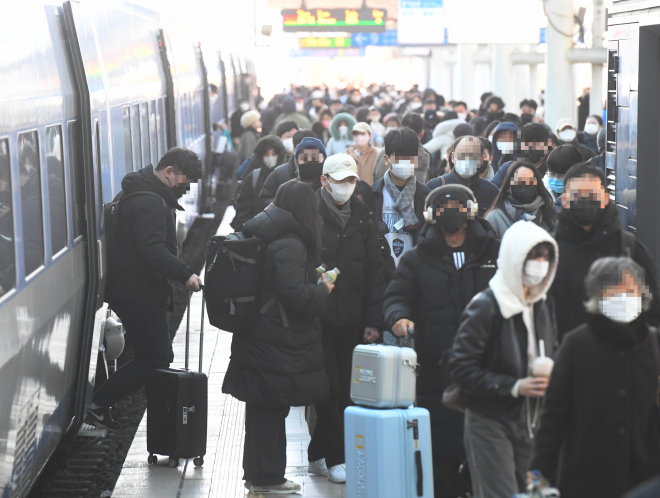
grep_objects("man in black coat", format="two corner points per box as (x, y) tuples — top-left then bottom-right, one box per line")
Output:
(372, 127), (431, 267)
(550, 162), (660, 342)
(307, 153), (386, 484)
(88, 148), (203, 430)
(258, 131), (320, 210)
(384, 184), (499, 496)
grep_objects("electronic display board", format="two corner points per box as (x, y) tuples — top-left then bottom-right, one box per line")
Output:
(298, 36), (353, 48)
(282, 8), (387, 32)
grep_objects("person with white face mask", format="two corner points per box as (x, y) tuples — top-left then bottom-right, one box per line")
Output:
(325, 112), (357, 157)
(579, 114), (604, 154)
(309, 153), (386, 485)
(276, 120), (299, 159)
(371, 127), (431, 266)
(347, 122), (379, 185)
(555, 117), (596, 162)
(449, 221), (559, 498)
(530, 256), (660, 498)
(426, 136), (499, 218)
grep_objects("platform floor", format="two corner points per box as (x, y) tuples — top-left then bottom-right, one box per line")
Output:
(112, 207), (346, 497)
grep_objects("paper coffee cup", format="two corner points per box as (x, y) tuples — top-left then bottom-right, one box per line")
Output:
(532, 356), (554, 378)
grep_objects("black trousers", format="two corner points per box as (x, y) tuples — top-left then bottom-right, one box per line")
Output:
(243, 403), (290, 486)
(307, 325), (359, 468)
(93, 300), (173, 407)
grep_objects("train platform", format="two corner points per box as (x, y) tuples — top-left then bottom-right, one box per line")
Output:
(111, 208), (346, 498)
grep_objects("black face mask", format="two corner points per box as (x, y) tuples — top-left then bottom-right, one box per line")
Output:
(167, 177), (189, 199)
(298, 161), (324, 181)
(520, 149), (547, 165)
(510, 184), (537, 205)
(478, 160), (489, 174)
(568, 198), (602, 226)
(435, 208), (468, 233)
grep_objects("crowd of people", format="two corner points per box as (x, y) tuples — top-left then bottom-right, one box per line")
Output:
(87, 82), (660, 498)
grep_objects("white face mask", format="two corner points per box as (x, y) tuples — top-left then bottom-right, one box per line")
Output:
(584, 123), (599, 135)
(497, 141), (515, 154)
(457, 112), (468, 121)
(296, 102), (304, 112)
(326, 181), (356, 204)
(390, 159), (416, 180)
(240, 102), (250, 112)
(355, 134), (370, 147)
(523, 260), (550, 286)
(454, 159), (480, 178)
(410, 101), (422, 110)
(600, 294), (642, 323)
(263, 156), (278, 169)
(338, 125), (349, 138)
(559, 129), (577, 142)
(283, 138), (294, 154)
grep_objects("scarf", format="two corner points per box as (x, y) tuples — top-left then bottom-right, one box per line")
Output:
(384, 171), (419, 228)
(504, 195), (545, 224)
(321, 187), (352, 229)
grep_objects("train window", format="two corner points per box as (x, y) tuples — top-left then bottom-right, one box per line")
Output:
(0, 139), (15, 295)
(157, 98), (166, 157)
(131, 104), (142, 170)
(18, 131), (44, 277)
(140, 102), (150, 167)
(149, 100), (158, 164)
(94, 121), (103, 230)
(46, 125), (67, 254)
(122, 107), (133, 175)
(68, 121), (84, 238)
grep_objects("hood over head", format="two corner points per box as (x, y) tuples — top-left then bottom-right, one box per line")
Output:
(121, 164), (183, 210)
(489, 220), (558, 318)
(281, 96), (296, 114)
(243, 203), (305, 244)
(491, 121), (519, 165)
(329, 112), (357, 140)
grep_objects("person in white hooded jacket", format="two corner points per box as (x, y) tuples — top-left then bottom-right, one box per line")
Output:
(449, 220), (559, 498)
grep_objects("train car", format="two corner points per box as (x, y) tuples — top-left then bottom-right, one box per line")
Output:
(0, 1), (251, 496)
(606, 1), (660, 264)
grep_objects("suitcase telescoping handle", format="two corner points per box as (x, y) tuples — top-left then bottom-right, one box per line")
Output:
(184, 285), (206, 373)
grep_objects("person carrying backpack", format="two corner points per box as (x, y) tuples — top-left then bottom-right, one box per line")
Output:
(222, 180), (333, 496)
(86, 148), (203, 430)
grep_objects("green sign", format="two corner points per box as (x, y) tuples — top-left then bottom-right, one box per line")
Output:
(282, 8), (387, 33)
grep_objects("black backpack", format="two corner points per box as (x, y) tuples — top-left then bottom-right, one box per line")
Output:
(104, 191), (166, 276)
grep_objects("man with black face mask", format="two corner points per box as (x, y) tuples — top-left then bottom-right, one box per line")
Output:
(89, 148), (203, 430)
(491, 123), (553, 189)
(550, 162), (660, 342)
(383, 184), (499, 497)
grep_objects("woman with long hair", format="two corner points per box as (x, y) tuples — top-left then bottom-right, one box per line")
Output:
(222, 180), (332, 495)
(485, 160), (557, 238)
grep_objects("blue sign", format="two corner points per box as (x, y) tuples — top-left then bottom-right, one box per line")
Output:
(540, 27), (546, 44)
(351, 30), (398, 47)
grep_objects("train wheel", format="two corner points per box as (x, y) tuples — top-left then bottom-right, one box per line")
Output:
(168, 457), (178, 468)
(193, 457), (203, 467)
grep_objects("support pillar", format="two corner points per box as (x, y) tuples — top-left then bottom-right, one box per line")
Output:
(491, 44), (516, 112)
(591, 0), (605, 116)
(429, 47), (454, 101)
(545, 0), (575, 130)
(456, 44), (477, 104)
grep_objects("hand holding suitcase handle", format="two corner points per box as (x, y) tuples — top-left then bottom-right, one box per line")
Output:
(392, 318), (414, 337)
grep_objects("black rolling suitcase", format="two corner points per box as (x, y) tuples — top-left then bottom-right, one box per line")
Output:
(146, 292), (208, 468)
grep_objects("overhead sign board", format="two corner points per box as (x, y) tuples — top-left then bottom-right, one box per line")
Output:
(282, 8), (387, 32)
(289, 48), (366, 58)
(298, 36), (352, 49)
(398, 0), (445, 46)
(351, 30), (398, 47)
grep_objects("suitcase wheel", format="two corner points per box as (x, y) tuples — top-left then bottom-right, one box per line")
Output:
(147, 454), (158, 465)
(168, 457), (178, 468)
(193, 457), (204, 467)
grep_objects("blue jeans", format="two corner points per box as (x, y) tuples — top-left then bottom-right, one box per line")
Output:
(93, 300), (173, 407)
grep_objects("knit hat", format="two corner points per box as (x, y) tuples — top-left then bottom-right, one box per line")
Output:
(240, 110), (261, 129)
(453, 122), (475, 138)
(282, 96), (296, 114)
(295, 137), (327, 159)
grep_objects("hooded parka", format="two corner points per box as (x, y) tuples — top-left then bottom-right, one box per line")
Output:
(325, 113), (357, 156)
(257, 155), (298, 210)
(222, 204), (330, 407)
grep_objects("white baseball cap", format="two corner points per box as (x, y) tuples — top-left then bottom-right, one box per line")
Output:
(322, 153), (358, 181)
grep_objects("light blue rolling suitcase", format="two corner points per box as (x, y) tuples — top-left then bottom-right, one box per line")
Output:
(344, 406), (434, 498)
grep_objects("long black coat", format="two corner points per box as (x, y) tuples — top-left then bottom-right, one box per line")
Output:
(105, 165), (194, 309)
(550, 202), (660, 341)
(222, 204), (330, 407)
(383, 219), (499, 462)
(450, 288), (558, 422)
(318, 193), (386, 332)
(531, 314), (660, 498)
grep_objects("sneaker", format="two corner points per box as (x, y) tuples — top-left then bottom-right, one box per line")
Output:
(250, 479), (301, 495)
(328, 463), (346, 483)
(308, 458), (329, 477)
(84, 406), (121, 430)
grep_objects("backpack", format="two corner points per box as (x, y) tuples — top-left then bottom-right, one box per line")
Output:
(104, 191), (166, 277)
(205, 232), (289, 333)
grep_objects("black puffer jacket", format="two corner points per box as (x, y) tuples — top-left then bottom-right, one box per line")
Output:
(384, 219), (499, 386)
(450, 289), (557, 421)
(258, 155), (297, 211)
(222, 204), (330, 407)
(550, 201), (660, 341)
(318, 192), (386, 331)
(105, 165), (194, 309)
(531, 314), (660, 498)
(231, 136), (286, 231)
